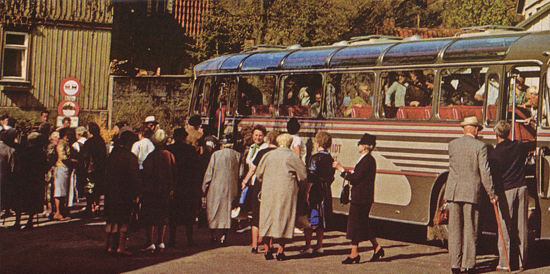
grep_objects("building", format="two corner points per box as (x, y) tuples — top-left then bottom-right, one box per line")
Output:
(517, 0), (550, 31)
(0, 0), (113, 121)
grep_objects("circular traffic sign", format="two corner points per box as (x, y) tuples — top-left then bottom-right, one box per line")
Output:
(60, 77), (81, 96)
(57, 100), (80, 116)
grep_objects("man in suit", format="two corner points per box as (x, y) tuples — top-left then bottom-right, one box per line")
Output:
(445, 116), (498, 274)
(488, 121), (529, 271)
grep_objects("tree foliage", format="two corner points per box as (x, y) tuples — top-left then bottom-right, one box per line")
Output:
(441, 0), (522, 28)
(196, 0), (524, 61)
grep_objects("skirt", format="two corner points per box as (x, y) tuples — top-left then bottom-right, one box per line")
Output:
(53, 166), (70, 198)
(346, 202), (373, 244)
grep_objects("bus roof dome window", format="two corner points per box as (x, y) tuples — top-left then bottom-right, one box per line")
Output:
(404, 35), (422, 41)
(332, 41), (349, 46)
(287, 44), (302, 50)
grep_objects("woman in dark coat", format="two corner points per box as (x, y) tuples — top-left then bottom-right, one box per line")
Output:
(302, 131), (335, 254)
(166, 128), (201, 247)
(104, 131), (141, 255)
(333, 133), (384, 264)
(140, 129), (176, 253)
(81, 122), (107, 216)
(12, 132), (48, 229)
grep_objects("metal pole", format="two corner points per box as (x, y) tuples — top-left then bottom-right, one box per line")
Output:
(218, 85), (224, 139)
(511, 76), (517, 140)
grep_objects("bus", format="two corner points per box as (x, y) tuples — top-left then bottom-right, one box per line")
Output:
(190, 26), (550, 241)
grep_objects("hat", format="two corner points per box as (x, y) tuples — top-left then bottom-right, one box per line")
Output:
(460, 116), (483, 130)
(143, 116), (158, 124)
(27, 132), (40, 140)
(358, 133), (376, 146)
(150, 129), (167, 146)
(188, 115), (202, 127)
(75, 126), (87, 136)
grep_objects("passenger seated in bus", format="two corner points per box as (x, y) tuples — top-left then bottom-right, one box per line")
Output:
(405, 70), (428, 107)
(344, 84), (371, 116)
(310, 92), (322, 117)
(326, 83), (338, 117)
(299, 87), (311, 106)
(439, 76), (456, 106)
(449, 69), (481, 106)
(238, 81), (263, 115)
(521, 86), (543, 126)
(385, 71), (408, 108)
(474, 75), (499, 105)
(283, 84), (299, 105)
(509, 73), (528, 106)
(425, 74), (434, 100)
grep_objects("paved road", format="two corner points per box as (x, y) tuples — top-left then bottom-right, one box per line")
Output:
(1, 207), (550, 274)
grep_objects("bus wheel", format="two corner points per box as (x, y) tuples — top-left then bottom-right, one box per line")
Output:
(430, 185), (448, 245)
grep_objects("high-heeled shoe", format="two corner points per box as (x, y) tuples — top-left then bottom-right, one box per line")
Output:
(275, 253), (286, 261)
(251, 247), (258, 253)
(157, 243), (165, 253)
(369, 247), (385, 262)
(264, 251), (274, 260)
(342, 255), (360, 264)
(140, 244), (156, 253)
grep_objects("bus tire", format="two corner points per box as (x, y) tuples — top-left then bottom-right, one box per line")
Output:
(431, 184), (449, 245)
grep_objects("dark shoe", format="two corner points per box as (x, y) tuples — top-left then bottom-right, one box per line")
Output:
(219, 235), (227, 245)
(264, 251), (274, 260)
(210, 237), (217, 245)
(9, 224), (21, 230)
(369, 247), (384, 262)
(251, 247), (258, 253)
(466, 268), (476, 274)
(451, 268), (461, 274)
(276, 253), (286, 261)
(342, 255), (360, 264)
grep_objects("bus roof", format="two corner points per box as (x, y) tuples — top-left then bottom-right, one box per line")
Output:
(194, 30), (550, 76)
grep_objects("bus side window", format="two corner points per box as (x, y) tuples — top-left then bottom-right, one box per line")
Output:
(279, 74), (322, 117)
(438, 67), (486, 121)
(193, 78), (205, 114)
(237, 75), (275, 116)
(328, 72), (373, 118)
(383, 69), (433, 119)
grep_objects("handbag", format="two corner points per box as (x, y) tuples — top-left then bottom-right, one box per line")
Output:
(433, 202), (449, 225)
(340, 180), (350, 205)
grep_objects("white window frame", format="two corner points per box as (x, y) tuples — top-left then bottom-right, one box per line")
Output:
(1, 31), (29, 81)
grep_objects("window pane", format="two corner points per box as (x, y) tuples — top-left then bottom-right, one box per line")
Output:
(279, 74), (323, 117)
(382, 40), (451, 65)
(330, 44), (393, 67)
(237, 75), (276, 116)
(6, 34), (25, 45)
(241, 51), (290, 71)
(381, 69), (434, 119)
(326, 72), (374, 118)
(282, 48), (339, 69)
(220, 53), (250, 70)
(443, 36), (520, 62)
(2, 48), (23, 77)
(437, 67), (487, 121)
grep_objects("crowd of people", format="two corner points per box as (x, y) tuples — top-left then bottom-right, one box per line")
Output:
(0, 110), (536, 270)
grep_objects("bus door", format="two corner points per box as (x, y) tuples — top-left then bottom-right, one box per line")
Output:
(505, 66), (544, 239)
(536, 70), (550, 239)
(206, 76), (237, 138)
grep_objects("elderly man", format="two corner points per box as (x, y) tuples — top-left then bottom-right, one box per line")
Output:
(488, 121), (529, 271)
(445, 116), (497, 274)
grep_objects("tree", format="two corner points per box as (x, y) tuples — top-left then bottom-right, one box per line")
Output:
(441, 0), (522, 28)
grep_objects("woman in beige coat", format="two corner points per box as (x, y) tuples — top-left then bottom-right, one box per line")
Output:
(256, 133), (307, 261)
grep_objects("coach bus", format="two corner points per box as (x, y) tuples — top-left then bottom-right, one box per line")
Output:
(190, 25), (550, 241)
